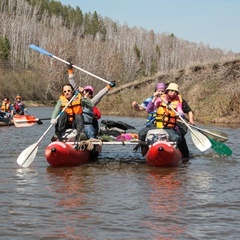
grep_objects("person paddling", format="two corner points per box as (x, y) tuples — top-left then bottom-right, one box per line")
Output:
(12, 95), (26, 115)
(50, 83), (93, 142)
(146, 83), (189, 157)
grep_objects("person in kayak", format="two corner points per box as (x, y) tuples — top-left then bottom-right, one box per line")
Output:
(1, 98), (13, 116)
(133, 82), (194, 158)
(146, 82), (190, 157)
(67, 63), (115, 139)
(132, 82), (167, 141)
(50, 83), (93, 142)
(12, 95), (27, 115)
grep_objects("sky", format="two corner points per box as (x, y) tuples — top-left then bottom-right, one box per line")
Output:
(59, 0), (240, 53)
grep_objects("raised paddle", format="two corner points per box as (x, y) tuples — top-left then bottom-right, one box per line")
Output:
(29, 44), (111, 84)
(160, 97), (211, 152)
(13, 115), (51, 127)
(17, 91), (79, 168)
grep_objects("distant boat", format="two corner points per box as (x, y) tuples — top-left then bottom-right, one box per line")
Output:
(0, 114), (14, 127)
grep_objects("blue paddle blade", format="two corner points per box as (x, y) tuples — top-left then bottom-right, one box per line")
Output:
(209, 138), (232, 156)
(29, 44), (53, 57)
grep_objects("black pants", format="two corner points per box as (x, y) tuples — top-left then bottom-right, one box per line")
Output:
(176, 122), (189, 158)
(55, 112), (84, 138)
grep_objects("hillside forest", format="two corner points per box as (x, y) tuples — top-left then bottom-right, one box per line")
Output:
(0, 0), (240, 123)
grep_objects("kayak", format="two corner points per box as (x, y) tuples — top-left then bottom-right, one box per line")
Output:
(44, 139), (139, 167)
(0, 116), (14, 126)
(45, 141), (97, 167)
(145, 141), (182, 167)
(45, 139), (182, 168)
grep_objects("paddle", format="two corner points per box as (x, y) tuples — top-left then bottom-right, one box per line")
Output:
(208, 137), (232, 156)
(177, 119), (228, 142)
(29, 44), (111, 84)
(17, 91), (79, 168)
(160, 97), (211, 152)
(177, 119), (232, 155)
(13, 115), (51, 127)
(189, 124), (228, 142)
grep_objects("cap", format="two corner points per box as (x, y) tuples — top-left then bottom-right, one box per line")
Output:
(84, 86), (94, 93)
(166, 83), (179, 93)
(155, 83), (166, 91)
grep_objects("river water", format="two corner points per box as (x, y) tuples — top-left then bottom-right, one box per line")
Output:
(0, 107), (239, 240)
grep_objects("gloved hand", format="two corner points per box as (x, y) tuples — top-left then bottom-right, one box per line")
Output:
(67, 62), (73, 74)
(109, 81), (116, 88)
(68, 62), (73, 70)
(50, 118), (57, 125)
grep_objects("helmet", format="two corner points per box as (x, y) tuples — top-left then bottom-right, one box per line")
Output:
(84, 86), (94, 93)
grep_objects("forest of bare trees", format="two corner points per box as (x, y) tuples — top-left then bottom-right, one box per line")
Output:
(0, 0), (239, 102)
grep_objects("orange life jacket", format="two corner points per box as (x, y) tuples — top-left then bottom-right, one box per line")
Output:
(156, 94), (182, 129)
(60, 93), (83, 122)
(1, 101), (10, 112)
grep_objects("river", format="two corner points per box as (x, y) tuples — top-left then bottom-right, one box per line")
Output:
(0, 107), (239, 240)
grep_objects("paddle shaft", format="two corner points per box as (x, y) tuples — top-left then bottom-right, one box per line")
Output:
(189, 124), (228, 141)
(29, 44), (110, 84)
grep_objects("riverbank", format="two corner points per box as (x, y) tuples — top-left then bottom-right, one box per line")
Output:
(98, 59), (240, 124)
(24, 59), (240, 125)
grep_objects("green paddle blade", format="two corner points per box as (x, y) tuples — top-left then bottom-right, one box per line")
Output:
(209, 138), (232, 156)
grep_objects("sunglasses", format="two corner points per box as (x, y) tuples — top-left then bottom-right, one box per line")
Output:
(63, 89), (72, 93)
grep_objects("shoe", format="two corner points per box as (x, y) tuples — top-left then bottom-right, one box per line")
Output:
(51, 134), (59, 142)
(141, 146), (148, 156)
(80, 133), (88, 141)
(75, 133), (88, 142)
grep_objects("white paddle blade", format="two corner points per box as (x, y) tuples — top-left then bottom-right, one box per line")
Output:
(14, 121), (37, 128)
(17, 143), (39, 168)
(190, 130), (211, 152)
(13, 115), (38, 128)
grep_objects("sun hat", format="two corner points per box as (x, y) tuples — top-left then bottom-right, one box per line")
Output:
(166, 83), (179, 93)
(84, 86), (94, 93)
(16, 95), (21, 99)
(155, 83), (166, 91)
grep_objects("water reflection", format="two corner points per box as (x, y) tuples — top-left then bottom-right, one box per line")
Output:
(45, 167), (89, 208)
(144, 167), (187, 239)
(1, 107), (240, 239)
